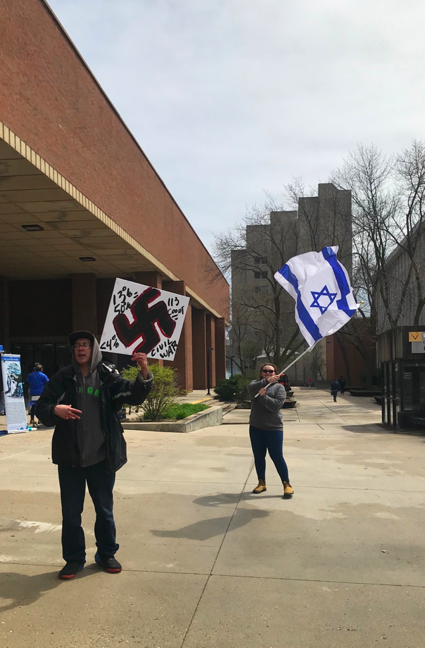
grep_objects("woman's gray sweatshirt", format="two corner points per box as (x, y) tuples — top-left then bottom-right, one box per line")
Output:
(248, 378), (286, 431)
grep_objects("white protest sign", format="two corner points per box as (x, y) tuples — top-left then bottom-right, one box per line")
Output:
(100, 278), (190, 361)
(1, 354), (28, 433)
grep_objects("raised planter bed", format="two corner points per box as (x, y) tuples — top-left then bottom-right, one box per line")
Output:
(122, 404), (226, 433)
(348, 389), (381, 398)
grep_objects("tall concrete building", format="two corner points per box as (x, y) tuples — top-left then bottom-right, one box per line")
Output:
(0, 0), (229, 391)
(230, 183), (352, 382)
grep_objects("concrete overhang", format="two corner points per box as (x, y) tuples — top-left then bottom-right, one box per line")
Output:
(0, 124), (224, 318)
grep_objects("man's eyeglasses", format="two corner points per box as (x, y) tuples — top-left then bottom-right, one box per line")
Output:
(73, 343), (91, 349)
(262, 369), (275, 374)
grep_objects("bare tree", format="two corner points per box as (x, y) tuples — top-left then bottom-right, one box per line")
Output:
(333, 141), (425, 332)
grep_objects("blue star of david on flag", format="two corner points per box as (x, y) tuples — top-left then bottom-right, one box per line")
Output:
(274, 246), (359, 348)
(310, 286), (337, 314)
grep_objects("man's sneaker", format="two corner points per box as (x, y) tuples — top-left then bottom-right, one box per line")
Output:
(283, 481), (294, 499)
(58, 562), (84, 580)
(95, 551), (122, 573)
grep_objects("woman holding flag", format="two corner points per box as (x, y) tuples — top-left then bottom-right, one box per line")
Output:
(247, 364), (294, 499)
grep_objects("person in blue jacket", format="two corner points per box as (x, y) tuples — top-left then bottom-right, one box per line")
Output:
(26, 363), (49, 426)
(330, 378), (341, 402)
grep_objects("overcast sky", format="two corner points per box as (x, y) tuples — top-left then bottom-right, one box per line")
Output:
(48, 0), (425, 252)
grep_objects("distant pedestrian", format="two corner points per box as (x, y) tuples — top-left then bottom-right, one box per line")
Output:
(247, 363), (294, 499)
(330, 378), (340, 402)
(338, 375), (346, 395)
(26, 363), (49, 426)
(308, 377), (312, 388)
(0, 370), (5, 415)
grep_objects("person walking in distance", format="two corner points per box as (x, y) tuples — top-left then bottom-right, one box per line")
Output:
(26, 363), (49, 427)
(247, 363), (294, 499)
(338, 375), (346, 395)
(330, 378), (341, 402)
(36, 331), (153, 580)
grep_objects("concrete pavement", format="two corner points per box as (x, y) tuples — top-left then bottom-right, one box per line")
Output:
(0, 388), (425, 647)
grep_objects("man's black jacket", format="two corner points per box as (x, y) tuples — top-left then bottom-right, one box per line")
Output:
(36, 362), (152, 472)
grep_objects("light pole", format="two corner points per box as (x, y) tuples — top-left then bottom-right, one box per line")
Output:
(207, 347), (214, 395)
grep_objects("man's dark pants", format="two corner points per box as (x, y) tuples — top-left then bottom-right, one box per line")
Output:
(58, 460), (119, 564)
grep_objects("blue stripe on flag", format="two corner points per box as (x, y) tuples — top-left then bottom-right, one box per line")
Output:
(321, 247), (356, 317)
(278, 265), (322, 343)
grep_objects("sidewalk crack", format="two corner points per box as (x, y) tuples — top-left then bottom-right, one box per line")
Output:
(179, 460), (254, 647)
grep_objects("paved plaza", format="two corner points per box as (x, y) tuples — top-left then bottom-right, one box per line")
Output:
(1, 388), (425, 647)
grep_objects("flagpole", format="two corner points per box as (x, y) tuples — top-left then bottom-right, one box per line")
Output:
(279, 342), (317, 375)
(254, 342), (318, 398)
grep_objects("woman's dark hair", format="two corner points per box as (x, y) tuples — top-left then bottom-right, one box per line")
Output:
(34, 363), (43, 372)
(258, 363), (278, 379)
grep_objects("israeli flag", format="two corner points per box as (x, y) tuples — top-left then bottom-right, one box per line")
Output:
(274, 246), (358, 348)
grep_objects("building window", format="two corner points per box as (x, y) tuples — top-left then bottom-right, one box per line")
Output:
(254, 271), (268, 279)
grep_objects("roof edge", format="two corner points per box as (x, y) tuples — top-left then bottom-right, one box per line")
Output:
(38, 0), (227, 285)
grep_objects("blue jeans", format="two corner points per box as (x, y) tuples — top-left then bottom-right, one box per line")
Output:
(249, 425), (289, 483)
(58, 461), (119, 564)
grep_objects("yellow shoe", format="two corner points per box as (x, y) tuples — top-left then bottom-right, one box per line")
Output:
(252, 480), (267, 494)
(283, 481), (294, 498)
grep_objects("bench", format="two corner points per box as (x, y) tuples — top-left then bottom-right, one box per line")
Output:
(405, 414), (425, 427)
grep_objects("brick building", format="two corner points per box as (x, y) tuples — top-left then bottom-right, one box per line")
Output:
(0, 0), (229, 390)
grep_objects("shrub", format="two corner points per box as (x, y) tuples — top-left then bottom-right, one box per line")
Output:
(214, 374), (251, 402)
(121, 365), (140, 381)
(214, 378), (238, 401)
(122, 362), (179, 421)
(161, 403), (209, 420)
(233, 374), (251, 402)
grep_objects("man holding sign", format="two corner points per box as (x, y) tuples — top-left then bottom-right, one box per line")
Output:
(37, 330), (153, 580)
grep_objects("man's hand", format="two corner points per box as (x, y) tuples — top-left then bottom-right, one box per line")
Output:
(54, 404), (82, 420)
(131, 352), (149, 380)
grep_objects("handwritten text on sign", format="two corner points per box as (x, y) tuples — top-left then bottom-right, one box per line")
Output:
(100, 279), (190, 361)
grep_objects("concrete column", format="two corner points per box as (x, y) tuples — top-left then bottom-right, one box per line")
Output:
(71, 273), (97, 335)
(215, 317), (226, 381)
(133, 271), (162, 289)
(0, 276), (10, 351)
(206, 315), (216, 387)
(162, 280), (193, 392)
(192, 307), (207, 389)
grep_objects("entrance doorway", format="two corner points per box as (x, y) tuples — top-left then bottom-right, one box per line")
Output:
(11, 342), (71, 379)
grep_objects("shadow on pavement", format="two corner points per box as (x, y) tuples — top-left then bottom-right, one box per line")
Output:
(342, 424), (425, 438)
(341, 424), (389, 434)
(0, 564), (105, 613)
(151, 493), (269, 540)
(193, 493), (241, 507)
(0, 567), (93, 613)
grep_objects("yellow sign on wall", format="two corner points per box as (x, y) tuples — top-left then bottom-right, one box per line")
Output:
(409, 332), (422, 342)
